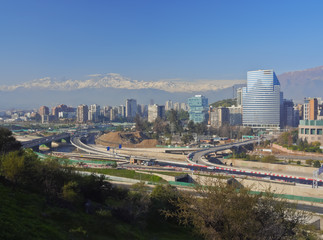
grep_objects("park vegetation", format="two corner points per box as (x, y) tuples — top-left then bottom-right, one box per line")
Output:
(0, 127), (318, 239)
(277, 129), (322, 153)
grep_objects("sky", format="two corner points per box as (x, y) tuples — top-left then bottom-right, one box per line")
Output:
(1, 0), (323, 85)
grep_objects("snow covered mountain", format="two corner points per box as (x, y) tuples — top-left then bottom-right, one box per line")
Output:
(0, 73), (245, 93)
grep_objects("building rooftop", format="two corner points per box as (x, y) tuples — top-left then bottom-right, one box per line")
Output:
(299, 120), (323, 126)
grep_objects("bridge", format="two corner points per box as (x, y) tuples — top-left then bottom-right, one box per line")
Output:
(190, 139), (257, 164)
(70, 136), (128, 161)
(21, 133), (71, 151)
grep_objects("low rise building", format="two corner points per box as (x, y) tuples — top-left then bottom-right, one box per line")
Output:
(298, 120), (323, 145)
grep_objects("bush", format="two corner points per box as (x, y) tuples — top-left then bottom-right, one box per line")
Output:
(261, 155), (277, 163)
(296, 161), (301, 165)
(305, 159), (313, 166)
(313, 160), (321, 168)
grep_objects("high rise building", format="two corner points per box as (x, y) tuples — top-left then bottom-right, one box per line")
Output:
(180, 103), (189, 111)
(137, 104), (148, 118)
(173, 102), (180, 111)
(242, 70), (282, 130)
(236, 88), (242, 107)
(281, 99), (296, 128)
(39, 106), (49, 116)
(165, 100), (173, 111)
(118, 105), (126, 118)
(228, 105), (242, 126)
(188, 95), (209, 123)
(303, 97), (318, 120)
(125, 99), (137, 119)
(209, 107), (230, 127)
(110, 107), (118, 121)
(77, 104), (88, 123)
(88, 104), (100, 122)
(148, 104), (165, 122)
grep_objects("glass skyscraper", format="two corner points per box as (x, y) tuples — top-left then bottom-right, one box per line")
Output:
(242, 70), (282, 130)
(188, 95), (208, 123)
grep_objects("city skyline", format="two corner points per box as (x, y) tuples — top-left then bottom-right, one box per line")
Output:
(1, 1), (323, 86)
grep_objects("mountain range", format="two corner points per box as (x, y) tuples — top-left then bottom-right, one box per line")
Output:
(278, 66), (323, 101)
(0, 66), (322, 109)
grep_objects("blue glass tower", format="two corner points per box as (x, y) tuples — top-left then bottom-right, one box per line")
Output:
(242, 70), (282, 130)
(188, 95), (208, 123)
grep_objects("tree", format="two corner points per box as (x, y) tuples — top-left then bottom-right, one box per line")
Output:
(0, 151), (25, 185)
(150, 184), (179, 220)
(61, 181), (79, 203)
(187, 120), (195, 133)
(181, 134), (194, 145)
(195, 123), (207, 135)
(134, 114), (144, 131)
(153, 117), (164, 135)
(0, 127), (21, 155)
(164, 178), (309, 240)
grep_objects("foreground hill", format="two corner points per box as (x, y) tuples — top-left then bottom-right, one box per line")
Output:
(0, 180), (196, 240)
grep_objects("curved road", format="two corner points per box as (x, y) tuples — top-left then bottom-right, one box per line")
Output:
(190, 139), (257, 164)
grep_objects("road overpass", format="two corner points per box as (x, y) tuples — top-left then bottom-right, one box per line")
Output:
(189, 139), (257, 164)
(21, 133), (71, 151)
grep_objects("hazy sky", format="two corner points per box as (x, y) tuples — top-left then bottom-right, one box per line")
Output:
(1, 0), (323, 85)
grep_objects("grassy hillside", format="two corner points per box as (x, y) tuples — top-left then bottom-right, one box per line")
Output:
(210, 98), (236, 108)
(0, 180), (197, 240)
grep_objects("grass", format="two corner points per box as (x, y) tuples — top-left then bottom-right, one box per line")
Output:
(139, 170), (187, 177)
(78, 168), (168, 183)
(0, 180), (198, 240)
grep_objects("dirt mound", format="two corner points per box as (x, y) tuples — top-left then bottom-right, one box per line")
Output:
(96, 131), (159, 148)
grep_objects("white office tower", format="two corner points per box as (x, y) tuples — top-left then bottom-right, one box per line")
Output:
(242, 70), (282, 130)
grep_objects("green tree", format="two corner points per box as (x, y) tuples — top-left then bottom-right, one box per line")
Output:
(150, 184), (179, 220)
(0, 127), (21, 155)
(164, 178), (309, 240)
(134, 114), (144, 131)
(181, 134), (194, 145)
(153, 117), (164, 135)
(61, 181), (79, 203)
(0, 151), (25, 185)
(187, 120), (195, 133)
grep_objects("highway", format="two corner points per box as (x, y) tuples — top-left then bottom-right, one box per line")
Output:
(189, 139), (257, 164)
(70, 136), (323, 187)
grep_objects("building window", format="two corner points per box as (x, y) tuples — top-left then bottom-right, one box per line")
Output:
(301, 128), (304, 134)
(305, 128), (309, 134)
(317, 129), (323, 135)
(310, 129), (315, 135)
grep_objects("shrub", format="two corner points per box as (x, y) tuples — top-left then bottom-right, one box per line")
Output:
(313, 160), (321, 168)
(305, 159), (313, 166)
